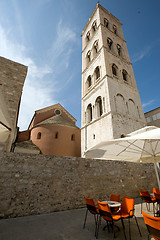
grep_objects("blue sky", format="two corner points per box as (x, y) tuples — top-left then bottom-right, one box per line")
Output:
(0, 0), (160, 130)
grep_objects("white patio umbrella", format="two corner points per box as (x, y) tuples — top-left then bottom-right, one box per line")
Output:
(85, 126), (160, 188)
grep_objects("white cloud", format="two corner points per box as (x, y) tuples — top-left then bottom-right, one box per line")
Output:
(142, 99), (155, 108)
(132, 45), (152, 63)
(0, 18), (78, 131)
(50, 19), (76, 63)
(0, 24), (54, 130)
(132, 39), (160, 64)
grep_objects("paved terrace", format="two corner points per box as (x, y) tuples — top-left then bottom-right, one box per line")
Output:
(0, 198), (155, 240)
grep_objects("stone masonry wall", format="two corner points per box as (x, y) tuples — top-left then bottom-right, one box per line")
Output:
(0, 57), (27, 128)
(0, 152), (157, 218)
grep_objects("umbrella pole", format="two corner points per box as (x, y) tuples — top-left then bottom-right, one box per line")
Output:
(153, 156), (160, 189)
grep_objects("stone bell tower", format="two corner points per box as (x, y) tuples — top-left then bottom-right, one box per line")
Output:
(81, 3), (146, 157)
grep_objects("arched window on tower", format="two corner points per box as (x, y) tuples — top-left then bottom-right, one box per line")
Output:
(86, 31), (90, 41)
(117, 44), (121, 56)
(92, 20), (97, 32)
(104, 18), (109, 28)
(95, 66), (100, 80)
(86, 104), (92, 123)
(115, 93), (126, 115)
(112, 64), (118, 76)
(87, 51), (91, 63)
(95, 96), (103, 117)
(87, 75), (92, 88)
(122, 69), (128, 82)
(128, 99), (137, 118)
(107, 38), (113, 50)
(93, 40), (98, 54)
(113, 24), (117, 34)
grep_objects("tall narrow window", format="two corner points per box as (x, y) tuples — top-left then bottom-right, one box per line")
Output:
(107, 38), (113, 50)
(86, 31), (90, 41)
(93, 40), (98, 54)
(112, 64), (117, 76)
(71, 134), (75, 141)
(87, 75), (92, 88)
(95, 66), (100, 80)
(37, 132), (41, 139)
(113, 25), (117, 34)
(117, 44), (121, 56)
(104, 18), (109, 28)
(122, 69), (128, 82)
(87, 104), (92, 123)
(55, 132), (58, 139)
(92, 20), (97, 32)
(96, 96), (103, 117)
(87, 51), (91, 63)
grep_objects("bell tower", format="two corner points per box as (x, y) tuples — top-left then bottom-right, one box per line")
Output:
(81, 3), (146, 157)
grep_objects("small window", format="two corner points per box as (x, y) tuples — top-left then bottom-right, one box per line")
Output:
(112, 64), (117, 76)
(71, 134), (75, 141)
(86, 31), (90, 41)
(93, 40), (98, 53)
(37, 132), (41, 139)
(87, 104), (92, 123)
(107, 38), (113, 50)
(117, 44), (121, 56)
(122, 69), (128, 82)
(55, 109), (60, 115)
(95, 66), (100, 80)
(93, 134), (95, 139)
(113, 25), (117, 34)
(96, 96), (103, 117)
(87, 51), (91, 62)
(92, 21), (97, 32)
(55, 132), (58, 139)
(87, 75), (92, 88)
(104, 18), (109, 28)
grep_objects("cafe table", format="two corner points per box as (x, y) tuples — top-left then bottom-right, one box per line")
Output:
(102, 200), (121, 212)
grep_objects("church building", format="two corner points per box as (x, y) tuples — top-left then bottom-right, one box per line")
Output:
(81, 3), (146, 157)
(16, 104), (81, 157)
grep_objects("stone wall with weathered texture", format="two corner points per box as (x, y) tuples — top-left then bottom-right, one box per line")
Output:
(0, 152), (157, 218)
(0, 57), (27, 127)
(0, 56), (27, 152)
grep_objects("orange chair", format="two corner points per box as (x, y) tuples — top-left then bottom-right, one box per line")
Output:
(139, 190), (156, 213)
(142, 211), (160, 240)
(83, 196), (99, 236)
(110, 194), (120, 202)
(110, 194), (120, 212)
(97, 200), (127, 239)
(120, 196), (142, 240)
(153, 188), (160, 195)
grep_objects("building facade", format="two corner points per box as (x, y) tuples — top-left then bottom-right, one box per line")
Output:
(145, 107), (160, 128)
(81, 4), (146, 156)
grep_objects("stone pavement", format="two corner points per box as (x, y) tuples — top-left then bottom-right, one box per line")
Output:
(0, 198), (155, 240)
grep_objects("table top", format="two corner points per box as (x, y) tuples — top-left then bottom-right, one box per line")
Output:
(102, 200), (121, 207)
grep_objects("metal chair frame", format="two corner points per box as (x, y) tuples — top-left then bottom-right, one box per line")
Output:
(96, 201), (127, 240)
(83, 197), (99, 237)
(120, 196), (142, 240)
(139, 190), (155, 214)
